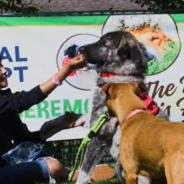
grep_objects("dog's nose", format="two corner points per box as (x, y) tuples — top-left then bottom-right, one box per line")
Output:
(144, 52), (155, 61)
(146, 53), (155, 61)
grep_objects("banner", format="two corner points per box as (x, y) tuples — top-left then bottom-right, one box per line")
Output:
(0, 14), (184, 141)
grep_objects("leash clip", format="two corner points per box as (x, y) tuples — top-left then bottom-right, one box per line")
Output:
(105, 112), (111, 120)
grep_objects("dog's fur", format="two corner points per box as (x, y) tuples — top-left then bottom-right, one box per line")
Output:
(102, 82), (184, 184)
(75, 31), (169, 184)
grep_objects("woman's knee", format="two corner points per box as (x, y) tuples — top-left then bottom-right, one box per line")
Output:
(45, 158), (70, 180)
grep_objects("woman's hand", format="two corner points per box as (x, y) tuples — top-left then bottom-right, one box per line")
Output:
(61, 111), (85, 129)
(39, 52), (86, 96)
(39, 112), (85, 141)
(66, 53), (86, 71)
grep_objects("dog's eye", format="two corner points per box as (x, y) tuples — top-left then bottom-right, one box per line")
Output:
(103, 41), (107, 46)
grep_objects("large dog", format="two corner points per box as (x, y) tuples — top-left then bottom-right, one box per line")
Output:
(75, 31), (169, 184)
(102, 82), (184, 184)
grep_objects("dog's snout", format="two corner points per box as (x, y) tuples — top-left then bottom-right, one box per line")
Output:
(143, 48), (155, 61)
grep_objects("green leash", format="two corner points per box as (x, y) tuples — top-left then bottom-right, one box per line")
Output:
(68, 113), (110, 181)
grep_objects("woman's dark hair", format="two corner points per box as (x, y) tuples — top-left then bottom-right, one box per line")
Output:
(0, 55), (2, 63)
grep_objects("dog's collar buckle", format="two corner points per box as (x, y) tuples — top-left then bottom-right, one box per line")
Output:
(105, 112), (111, 120)
(140, 93), (159, 115)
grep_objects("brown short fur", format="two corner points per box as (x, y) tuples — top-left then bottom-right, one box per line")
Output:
(102, 82), (184, 184)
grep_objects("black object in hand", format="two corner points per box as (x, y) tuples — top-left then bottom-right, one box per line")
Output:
(64, 44), (78, 58)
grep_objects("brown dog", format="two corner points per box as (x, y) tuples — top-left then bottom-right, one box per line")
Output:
(102, 82), (184, 184)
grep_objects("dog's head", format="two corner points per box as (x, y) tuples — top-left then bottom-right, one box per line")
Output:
(79, 31), (147, 74)
(102, 82), (147, 123)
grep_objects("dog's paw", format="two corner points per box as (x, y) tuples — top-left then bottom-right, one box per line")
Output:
(138, 175), (152, 184)
(75, 170), (91, 184)
(115, 161), (125, 181)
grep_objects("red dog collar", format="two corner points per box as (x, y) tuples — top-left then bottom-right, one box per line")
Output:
(100, 72), (141, 78)
(100, 72), (124, 77)
(98, 72), (142, 88)
(140, 93), (159, 115)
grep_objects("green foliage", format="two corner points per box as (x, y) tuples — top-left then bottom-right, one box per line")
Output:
(131, 0), (184, 10)
(0, 0), (41, 14)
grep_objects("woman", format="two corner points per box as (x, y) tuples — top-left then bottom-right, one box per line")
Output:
(0, 53), (114, 184)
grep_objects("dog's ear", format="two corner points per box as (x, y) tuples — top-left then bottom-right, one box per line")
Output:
(138, 82), (148, 93)
(131, 82), (148, 95)
(101, 83), (111, 93)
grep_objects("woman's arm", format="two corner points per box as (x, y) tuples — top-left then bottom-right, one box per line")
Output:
(39, 112), (84, 141)
(39, 54), (84, 95)
(12, 112), (84, 144)
(0, 54), (85, 114)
